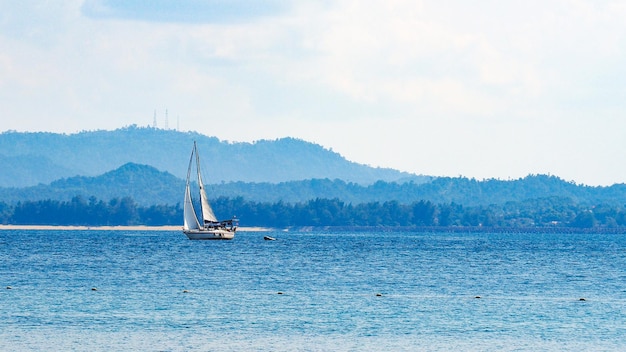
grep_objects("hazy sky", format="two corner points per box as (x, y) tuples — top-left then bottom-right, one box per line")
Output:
(2, 1), (626, 186)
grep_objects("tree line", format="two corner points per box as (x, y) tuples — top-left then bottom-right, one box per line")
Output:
(2, 195), (626, 230)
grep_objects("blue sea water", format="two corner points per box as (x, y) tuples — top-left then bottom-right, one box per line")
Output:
(1, 230), (625, 351)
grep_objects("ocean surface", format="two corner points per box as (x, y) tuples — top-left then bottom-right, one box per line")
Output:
(1, 229), (625, 351)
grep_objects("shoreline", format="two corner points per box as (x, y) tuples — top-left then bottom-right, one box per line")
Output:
(0, 225), (271, 232)
(2, 224), (624, 234)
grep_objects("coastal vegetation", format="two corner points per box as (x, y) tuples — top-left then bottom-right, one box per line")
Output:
(2, 195), (625, 231)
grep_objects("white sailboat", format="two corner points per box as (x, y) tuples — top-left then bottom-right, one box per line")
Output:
(183, 141), (237, 240)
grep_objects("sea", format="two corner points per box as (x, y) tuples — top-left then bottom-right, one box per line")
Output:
(1, 229), (625, 351)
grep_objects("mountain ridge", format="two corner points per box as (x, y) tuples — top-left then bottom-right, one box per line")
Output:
(2, 162), (625, 208)
(0, 126), (424, 187)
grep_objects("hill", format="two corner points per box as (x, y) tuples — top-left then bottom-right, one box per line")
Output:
(179, 174), (626, 207)
(0, 163), (183, 206)
(0, 126), (425, 187)
(2, 163), (626, 208)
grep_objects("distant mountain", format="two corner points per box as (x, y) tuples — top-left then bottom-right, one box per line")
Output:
(0, 154), (76, 187)
(210, 174), (626, 206)
(2, 163), (626, 208)
(0, 163), (183, 206)
(5, 126), (625, 210)
(0, 126), (426, 187)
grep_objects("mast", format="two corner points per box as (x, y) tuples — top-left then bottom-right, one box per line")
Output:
(183, 145), (201, 230)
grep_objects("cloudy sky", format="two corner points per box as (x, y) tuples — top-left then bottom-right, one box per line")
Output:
(2, 0), (626, 185)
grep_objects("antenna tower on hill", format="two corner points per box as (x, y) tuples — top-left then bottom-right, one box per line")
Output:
(153, 110), (157, 128)
(165, 109), (169, 130)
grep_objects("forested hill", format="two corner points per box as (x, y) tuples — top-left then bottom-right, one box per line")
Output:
(0, 163), (185, 206)
(214, 175), (626, 206)
(1, 163), (625, 207)
(0, 126), (423, 187)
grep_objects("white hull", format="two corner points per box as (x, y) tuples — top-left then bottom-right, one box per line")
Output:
(183, 228), (235, 240)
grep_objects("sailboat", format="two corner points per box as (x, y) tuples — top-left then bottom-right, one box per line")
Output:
(183, 141), (237, 240)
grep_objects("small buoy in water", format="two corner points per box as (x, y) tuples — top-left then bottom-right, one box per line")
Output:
(277, 291), (283, 295)
(475, 296), (481, 299)
(376, 293), (383, 297)
(91, 287), (97, 291)
(183, 290), (189, 293)
(579, 298), (586, 301)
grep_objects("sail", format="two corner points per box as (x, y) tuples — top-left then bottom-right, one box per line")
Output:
(199, 183), (218, 223)
(183, 182), (201, 230)
(194, 143), (218, 223)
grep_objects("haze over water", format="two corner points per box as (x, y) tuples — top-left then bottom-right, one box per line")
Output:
(1, 229), (625, 351)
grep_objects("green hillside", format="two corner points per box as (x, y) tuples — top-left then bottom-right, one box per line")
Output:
(0, 163), (182, 206)
(2, 163), (625, 208)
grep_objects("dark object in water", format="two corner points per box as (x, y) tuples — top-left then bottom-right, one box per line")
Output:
(264, 236), (276, 241)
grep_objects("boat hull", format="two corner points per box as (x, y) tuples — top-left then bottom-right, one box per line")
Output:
(183, 229), (235, 240)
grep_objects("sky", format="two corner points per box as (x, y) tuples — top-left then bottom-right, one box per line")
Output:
(2, 0), (626, 186)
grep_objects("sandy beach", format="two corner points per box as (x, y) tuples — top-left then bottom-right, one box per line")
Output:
(0, 225), (271, 232)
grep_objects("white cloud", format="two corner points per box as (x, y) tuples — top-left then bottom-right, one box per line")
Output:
(2, 0), (626, 185)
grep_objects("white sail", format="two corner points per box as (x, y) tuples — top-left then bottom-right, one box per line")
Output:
(195, 145), (218, 223)
(199, 184), (218, 223)
(183, 182), (201, 230)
